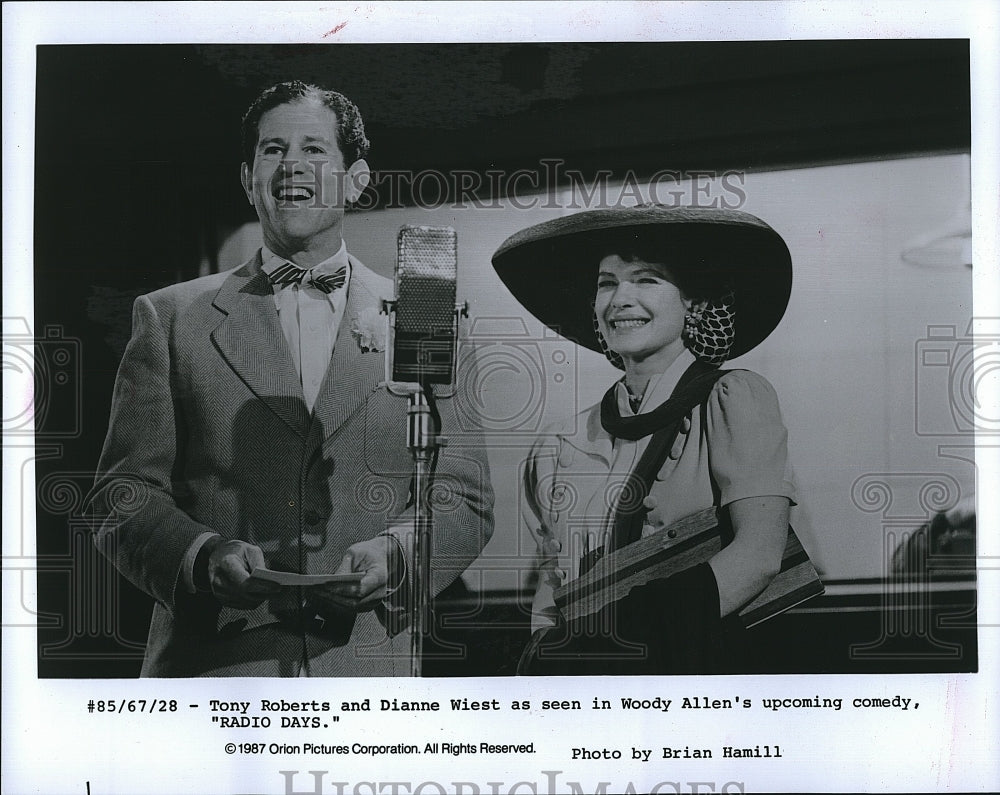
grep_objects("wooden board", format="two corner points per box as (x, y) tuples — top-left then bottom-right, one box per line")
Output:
(554, 507), (824, 629)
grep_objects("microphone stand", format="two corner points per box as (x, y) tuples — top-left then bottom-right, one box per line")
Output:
(406, 387), (436, 679)
(385, 300), (467, 678)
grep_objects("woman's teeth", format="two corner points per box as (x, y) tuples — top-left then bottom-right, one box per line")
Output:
(611, 319), (649, 329)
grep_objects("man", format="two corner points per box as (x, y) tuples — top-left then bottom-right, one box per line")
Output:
(86, 81), (494, 676)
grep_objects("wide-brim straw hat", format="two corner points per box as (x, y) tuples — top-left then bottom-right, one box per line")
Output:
(491, 205), (792, 360)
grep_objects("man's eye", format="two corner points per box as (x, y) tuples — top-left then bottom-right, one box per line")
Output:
(597, 280), (616, 289)
(304, 146), (325, 154)
(262, 145), (283, 155)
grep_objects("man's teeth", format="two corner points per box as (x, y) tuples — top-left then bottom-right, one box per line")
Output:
(612, 319), (649, 329)
(278, 189), (312, 200)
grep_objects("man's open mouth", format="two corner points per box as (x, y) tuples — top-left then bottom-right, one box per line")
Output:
(274, 186), (315, 203)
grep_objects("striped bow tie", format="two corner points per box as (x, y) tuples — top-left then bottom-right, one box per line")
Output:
(269, 262), (347, 294)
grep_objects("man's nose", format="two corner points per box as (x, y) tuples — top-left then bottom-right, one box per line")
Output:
(279, 153), (308, 176)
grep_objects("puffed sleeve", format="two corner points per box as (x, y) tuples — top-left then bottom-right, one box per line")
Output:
(704, 370), (796, 507)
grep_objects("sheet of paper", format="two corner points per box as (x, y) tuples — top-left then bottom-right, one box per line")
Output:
(247, 568), (365, 587)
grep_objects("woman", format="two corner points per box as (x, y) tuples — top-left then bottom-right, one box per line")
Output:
(491, 205), (796, 675)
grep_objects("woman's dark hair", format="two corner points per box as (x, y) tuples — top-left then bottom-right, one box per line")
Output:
(593, 229), (736, 301)
(241, 81), (370, 167)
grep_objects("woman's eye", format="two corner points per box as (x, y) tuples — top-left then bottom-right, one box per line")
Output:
(597, 280), (616, 289)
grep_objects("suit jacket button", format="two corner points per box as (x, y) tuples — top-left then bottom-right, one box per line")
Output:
(303, 510), (322, 526)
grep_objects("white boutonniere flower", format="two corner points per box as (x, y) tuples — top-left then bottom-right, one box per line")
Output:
(352, 307), (388, 353)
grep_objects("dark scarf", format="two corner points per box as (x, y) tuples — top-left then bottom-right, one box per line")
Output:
(600, 359), (728, 552)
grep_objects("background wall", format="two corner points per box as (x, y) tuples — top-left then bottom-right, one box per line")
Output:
(221, 153), (975, 584)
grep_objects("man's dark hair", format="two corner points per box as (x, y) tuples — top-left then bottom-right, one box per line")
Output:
(241, 81), (370, 167)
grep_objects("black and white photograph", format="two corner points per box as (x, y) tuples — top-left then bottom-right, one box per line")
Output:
(3, 2), (998, 794)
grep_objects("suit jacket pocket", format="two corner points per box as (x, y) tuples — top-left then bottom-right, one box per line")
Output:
(174, 590), (292, 638)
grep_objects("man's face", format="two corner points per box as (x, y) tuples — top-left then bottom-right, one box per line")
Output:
(241, 97), (368, 262)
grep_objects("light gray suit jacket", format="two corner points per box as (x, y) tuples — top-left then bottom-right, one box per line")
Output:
(86, 253), (494, 676)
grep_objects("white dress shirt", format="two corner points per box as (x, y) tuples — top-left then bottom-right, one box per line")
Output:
(260, 243), (352, 412)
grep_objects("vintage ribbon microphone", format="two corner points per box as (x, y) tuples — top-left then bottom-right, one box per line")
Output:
(382, 225), (467, 677)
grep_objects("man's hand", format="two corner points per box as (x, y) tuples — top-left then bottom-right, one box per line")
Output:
(203, 539), (282, 609)
(308, 536), (404, 612)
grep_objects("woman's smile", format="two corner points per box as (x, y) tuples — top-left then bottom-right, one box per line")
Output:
(608, 317), (651, 330)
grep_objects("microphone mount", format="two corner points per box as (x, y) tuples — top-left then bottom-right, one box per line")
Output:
(381, 299), (468, 398)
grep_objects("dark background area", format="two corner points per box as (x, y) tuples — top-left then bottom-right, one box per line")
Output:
(31, 41), (973, 677)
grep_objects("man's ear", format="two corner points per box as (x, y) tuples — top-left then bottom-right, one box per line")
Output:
(240, 162), (254, 206)
(345, 159), (371, 204)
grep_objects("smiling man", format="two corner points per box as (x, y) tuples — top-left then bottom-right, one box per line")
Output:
(85, 81), (494, 677)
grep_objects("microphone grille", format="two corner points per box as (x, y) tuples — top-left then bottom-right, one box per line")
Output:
(394, 225), (458, 383)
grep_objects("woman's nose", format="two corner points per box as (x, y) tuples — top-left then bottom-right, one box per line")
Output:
(610, 282), (636, 307)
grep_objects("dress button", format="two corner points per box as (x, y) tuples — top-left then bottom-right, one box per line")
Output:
(681, 416), (692, 433)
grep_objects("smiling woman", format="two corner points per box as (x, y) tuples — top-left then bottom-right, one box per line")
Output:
(492, 205), (798, 675)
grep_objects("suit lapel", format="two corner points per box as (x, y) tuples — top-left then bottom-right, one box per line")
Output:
(310, 257), (388, 444)
(211, 254), (311, 437)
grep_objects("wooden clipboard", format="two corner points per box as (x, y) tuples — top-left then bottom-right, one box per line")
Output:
(553, 507), (824, 628)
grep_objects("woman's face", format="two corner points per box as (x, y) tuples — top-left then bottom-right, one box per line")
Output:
(595, 254), (690, 368)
